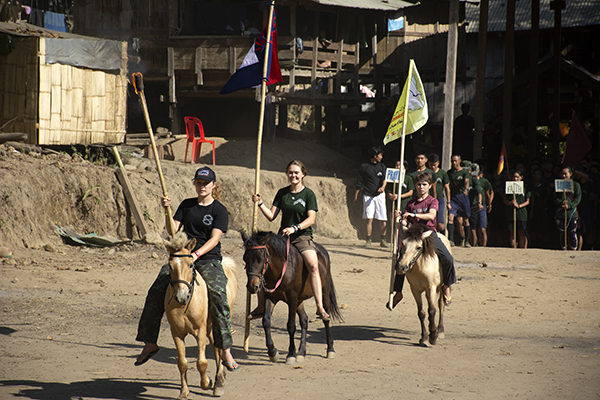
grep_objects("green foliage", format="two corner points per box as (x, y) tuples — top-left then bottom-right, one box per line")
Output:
(78, 184), (101, 208)
(144, 210), (154, 223)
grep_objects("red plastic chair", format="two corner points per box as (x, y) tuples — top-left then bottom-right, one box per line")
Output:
(184, 116), (215, 165)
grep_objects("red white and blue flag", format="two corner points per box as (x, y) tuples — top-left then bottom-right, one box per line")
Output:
(220, 11), (282, 94)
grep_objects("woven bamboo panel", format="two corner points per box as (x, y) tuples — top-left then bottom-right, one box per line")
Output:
(34, 38), (127, 145)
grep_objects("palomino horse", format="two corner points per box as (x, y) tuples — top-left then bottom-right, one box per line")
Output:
(164, 231), (238, 398)
(396, 224), (450, 346)
(241, 231), (342, 364)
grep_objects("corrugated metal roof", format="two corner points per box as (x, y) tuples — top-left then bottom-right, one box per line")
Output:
(465, 0), (600, 33)
(309, 0), (418, 11)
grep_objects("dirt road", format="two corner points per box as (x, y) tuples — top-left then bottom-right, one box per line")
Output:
(1, 235), (598, 400)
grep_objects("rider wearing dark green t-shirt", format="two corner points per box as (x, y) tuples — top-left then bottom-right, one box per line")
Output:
(273, 186), (318, 239)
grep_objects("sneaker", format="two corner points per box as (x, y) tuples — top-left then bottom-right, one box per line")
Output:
(380, 238), (389, 248)
(464, 241), (472, 248)
(449, 240), (456, 247)
(365, 239), (372, 247)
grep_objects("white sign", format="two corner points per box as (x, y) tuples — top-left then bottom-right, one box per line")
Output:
(385, 168), (400, 183)
(555, 179), (573, 193)
(505, 181), (524, 195)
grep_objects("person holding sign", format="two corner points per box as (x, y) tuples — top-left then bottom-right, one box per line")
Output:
(388, 172), (456, 309)
(554, 166), (582, 251)
(355, 147), (389, 248)
(251, 160), (330, 320)
(502, 170), (531, 248)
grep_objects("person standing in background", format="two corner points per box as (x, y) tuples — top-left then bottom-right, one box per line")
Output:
(428, 153), (450, 234)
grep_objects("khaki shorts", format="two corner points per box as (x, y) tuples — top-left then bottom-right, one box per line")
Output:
(291, 235), (317, 253)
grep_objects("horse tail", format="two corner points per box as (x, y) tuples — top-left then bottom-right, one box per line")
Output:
(222, 256), (238, 308)
(325, 273), (344, 323)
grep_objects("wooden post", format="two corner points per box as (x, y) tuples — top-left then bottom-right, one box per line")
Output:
(528, 0), (540, 158)
(513, 193), (517, 249)
(551, 0), (565, 164)
(502, 0), (515, 155)
(474, 0), (488, 160)
(441, 0), (459, 171)
(563, 192), (567, 250)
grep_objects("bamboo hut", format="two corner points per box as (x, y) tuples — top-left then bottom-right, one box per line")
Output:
(0, 22), (128, 145)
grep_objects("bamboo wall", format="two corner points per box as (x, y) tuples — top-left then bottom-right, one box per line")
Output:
(0, 38), (38, 142)
(0, 37), (128, 146)
(37, 38), (128, 145)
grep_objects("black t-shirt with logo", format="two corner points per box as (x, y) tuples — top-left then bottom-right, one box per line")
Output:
(174, 198), (228, 261)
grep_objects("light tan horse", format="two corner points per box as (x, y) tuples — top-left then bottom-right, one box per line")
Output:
(396, 224), (449, 346)
(164, 231), (238, 398)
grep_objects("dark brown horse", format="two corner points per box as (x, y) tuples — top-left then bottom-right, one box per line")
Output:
(241, 231), (342, 364)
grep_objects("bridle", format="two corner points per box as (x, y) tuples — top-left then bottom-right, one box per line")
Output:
(246, 236), (290, 293)
(408, 247), (424, 269)
(168, 253), (195, 312)
(397, 244), (424, 273)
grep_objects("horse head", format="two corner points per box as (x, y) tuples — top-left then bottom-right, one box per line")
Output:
(164, 231), (197, 305)
(397, 224), (437, 275)
(241, 231), (273, 294)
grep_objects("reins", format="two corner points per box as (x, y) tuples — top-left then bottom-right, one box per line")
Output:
(247, 236), (290, 293)
(406, 246), (424, 271)
(168, 253), (195, 313)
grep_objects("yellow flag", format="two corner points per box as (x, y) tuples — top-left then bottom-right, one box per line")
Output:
(383, 59), (428, 145)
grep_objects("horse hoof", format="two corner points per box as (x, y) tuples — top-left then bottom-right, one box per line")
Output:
(269, 351), (279, 363)
(201, 378), (213, 390)
(296, 355), (305, 363)
(438, 332), (445, 339)
(418, 339), (428, 347)
(327, 351), (336, 359)
(285, 357), (296, 365)
(212, 386), (224, 397)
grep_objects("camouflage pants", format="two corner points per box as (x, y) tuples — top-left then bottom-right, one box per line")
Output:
(136, 260), (232, 350)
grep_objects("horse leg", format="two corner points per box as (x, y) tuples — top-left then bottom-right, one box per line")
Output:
(410, 286), (428, 346)
(426, 286), (439, 345)
(295, 302), (308, 363)
(323, 318), (335, 359)
(262, 299), (279, 362)
(195, 326), (212, 391)
(285, 299), (298, 365)
(206, 329), (225, 397)
(437, 286), (445, 339)
(172, 334), (190, 400)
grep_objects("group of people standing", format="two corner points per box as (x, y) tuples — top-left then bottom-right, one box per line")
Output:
(354, 143), (593, 252)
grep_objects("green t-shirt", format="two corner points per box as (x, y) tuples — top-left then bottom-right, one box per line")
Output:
(505, 190), (531, 222)
(431, 168), (449, 200)
(468, 176), (484, 206)
(400, 174), (415, 212)
(447, 167), (470, 196)
(273, 186), (318, 238)
(479, 177), (493, 207)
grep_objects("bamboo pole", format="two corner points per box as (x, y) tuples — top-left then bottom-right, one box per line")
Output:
(245, 1), (276, 353)
(564, 192), (567, 250)
(388, 65), (412, 308)
(132, 72), (175, 235)
(513, 193), (517, 249)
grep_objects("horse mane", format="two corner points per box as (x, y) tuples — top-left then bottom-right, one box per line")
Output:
(245, 231), (288, 261)
(403, 224), (438, 259)
(164, 230), (191, 253)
